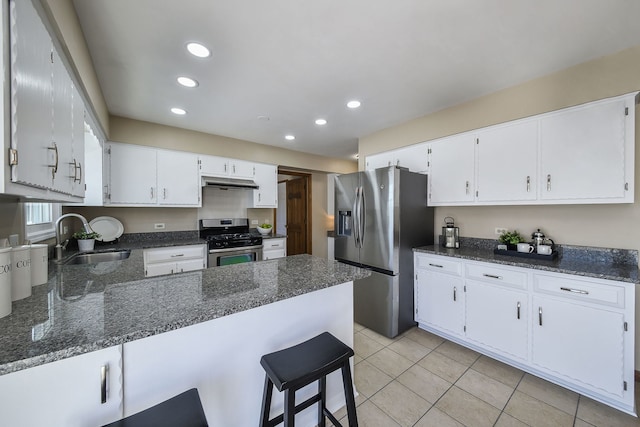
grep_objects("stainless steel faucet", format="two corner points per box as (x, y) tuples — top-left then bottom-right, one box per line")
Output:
(55, 213), (93, 260)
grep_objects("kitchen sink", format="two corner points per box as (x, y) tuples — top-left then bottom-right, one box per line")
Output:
(62, 249), (131, 265)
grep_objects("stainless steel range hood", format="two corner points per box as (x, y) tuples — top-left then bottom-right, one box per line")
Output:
(201, 176), (259, 190)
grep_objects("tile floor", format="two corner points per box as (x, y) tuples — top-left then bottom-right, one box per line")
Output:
(333, 324), (640, 427)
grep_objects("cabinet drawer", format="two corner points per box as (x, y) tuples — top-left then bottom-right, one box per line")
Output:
(534, 273), (626, 308)
(144, 244), (205, 263)
(466, 263), (528, 290)
(263, 249), (286, 260)
(263, 238), (285, 251)
(415, 254), (462, 276)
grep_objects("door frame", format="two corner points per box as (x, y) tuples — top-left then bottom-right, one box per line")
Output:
(277, 168), (312, 255)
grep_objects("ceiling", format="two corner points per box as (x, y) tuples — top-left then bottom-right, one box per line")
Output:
(71, 0), (640, 160)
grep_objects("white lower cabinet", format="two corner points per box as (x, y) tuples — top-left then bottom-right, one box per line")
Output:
(262, 237), (287, 260)
(143, 244), (207, 277)
(414, 252), (635, 415)
(0, 345), (123, 426)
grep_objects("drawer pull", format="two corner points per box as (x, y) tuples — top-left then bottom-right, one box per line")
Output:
(100, 365), (108, 404)
(483, 273), (502, 280)
(560, 287), (589, 295)
(271, 244), (280, 247)
(538, 307), (543, 326)
(170, 254), (185, 257)
(517, 301), (521, 320)
(428, 263), (443, 268)
(453, 287), (457, 302)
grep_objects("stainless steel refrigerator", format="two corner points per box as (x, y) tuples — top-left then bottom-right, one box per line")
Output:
(334, 166), (434, 338)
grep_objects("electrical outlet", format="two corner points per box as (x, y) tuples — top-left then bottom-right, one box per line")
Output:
(251, 220), (259, 225)
(154, 223), (166, 230)
(495, 227), (507, 235)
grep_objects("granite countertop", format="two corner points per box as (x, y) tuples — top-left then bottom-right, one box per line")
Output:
(414, 242), (639, 284)
(0, 251), (369, 376)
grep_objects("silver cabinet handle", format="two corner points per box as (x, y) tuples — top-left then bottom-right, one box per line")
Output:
(48, 143), (59, 177)
(428, 263), (443, 268)
(233, 164), (236, 173)
(396, 159), (400, 166)
(272, 244), (280, 247)
(100, 365), (108, 404)
(77, 162), (82, 184)
(526, 176), (530, 192)
(560, 287), (589, 295)
(387, 160), (391, 166)
(517, 302), (521, 320)
(465, 181), (470, 195)
(150, 187), (154, 199)
(453, 287), (457, 302)
(224, 163), (228, 172)
(538, 307), (543, 326)
(483, 273), (502, 280)
(258, 193), (261, 202)
(170, 254), (185, 258)
(546, 174), (551, 191)
(163, 188), (167, 199)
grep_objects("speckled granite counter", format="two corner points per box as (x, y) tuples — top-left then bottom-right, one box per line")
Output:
(414, 243), (639, 284)
(0, 253), (369, 375)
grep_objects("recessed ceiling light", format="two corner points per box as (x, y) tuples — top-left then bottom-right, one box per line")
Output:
(347, 100), (361, 109)
(285, 135), (295, 141)
(177, 76), (198, 87)
(171, 107), (187, 115)
(186, 42), (211, 58)
(315, 118), (327, 125)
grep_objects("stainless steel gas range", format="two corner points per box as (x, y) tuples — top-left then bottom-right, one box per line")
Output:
(199, 218), (263, 267)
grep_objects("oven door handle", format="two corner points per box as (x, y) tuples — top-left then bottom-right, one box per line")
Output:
(208, 244), (264, 254)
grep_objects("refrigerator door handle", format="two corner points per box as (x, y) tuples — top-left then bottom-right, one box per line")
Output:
(359, 186), (366, 247)
(353, 187), (360, 248)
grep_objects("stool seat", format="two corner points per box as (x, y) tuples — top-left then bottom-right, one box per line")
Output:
(259, 332), (358, 427)
(102, 388), (208, 427)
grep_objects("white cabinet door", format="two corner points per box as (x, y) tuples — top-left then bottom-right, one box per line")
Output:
(531, 295), (625, 399)
(145, 262), (177, 277)
(107, 143), (157, 205)
(253, 163), (277, 207)
(176, 258), (207, 273)
(540, 97), (629, 202)
(52, 46), (74, 195)
(263, 238), (287, 260)
(199, 155), (229, 176)
(395, 143), (428, 172)
(415, 269), (465, 336)
(157, 149), (200, 206)
(70, 84), (86, 197)
(229, 159), (254, 178)
(428, 134), (476, 205)
(365, 152), (394, 170)
(9, 0), (55, 190)
(143, 244), (207, 277)
(0, 346), (123, 427)
(466, 280), (528, 360)
(476, 120), (538, 203)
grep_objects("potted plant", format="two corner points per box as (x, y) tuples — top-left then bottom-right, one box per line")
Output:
(498, 230), (525, 251)
(72, 230), (101, 252)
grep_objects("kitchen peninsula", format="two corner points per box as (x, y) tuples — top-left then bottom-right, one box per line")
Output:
(0, 252), (369, 426)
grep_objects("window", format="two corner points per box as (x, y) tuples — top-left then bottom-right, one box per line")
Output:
(24, 203), (61, 243)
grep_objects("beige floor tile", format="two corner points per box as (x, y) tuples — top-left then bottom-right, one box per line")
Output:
(370, 380), (431, 427)
(435, 340), (480, 366)
(456, 368), (515, 410)
(354, 353), (363, 365)
(354, 331), (384, 358)
(397, 364), (452, 404)
(414, 407), (464, 427)
(403, 327), (446, 349)
(359, 327), (396, 346)
(387, 336), (432, 363)
(367, 347), (414, 378)
(353, 360), (393, 398)
(471, 355), (525, 388)
(576, 395), (639, 427)
(435, 386), (501, 427)
(504, 390), (574, 427)
(494, 412), (530, 427)
(342, 400), (401, 427)
(417, 350), (468, 383)
(574, 419), (596, 427)
(354, 323), (365, 332)
(517, 374), (579, 415)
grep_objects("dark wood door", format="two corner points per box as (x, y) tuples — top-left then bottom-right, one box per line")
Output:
(286, 177), (308, 255)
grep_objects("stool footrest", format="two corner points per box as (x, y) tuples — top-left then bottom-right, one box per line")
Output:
(267, 393), (322, 426)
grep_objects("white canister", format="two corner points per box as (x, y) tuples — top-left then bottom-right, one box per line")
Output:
(30, 244), (48, 286)
(11, 245), (31, 301)
(0, 247), (11, 318)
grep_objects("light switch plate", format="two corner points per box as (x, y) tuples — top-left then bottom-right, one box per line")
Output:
(251, 220), (259, 225)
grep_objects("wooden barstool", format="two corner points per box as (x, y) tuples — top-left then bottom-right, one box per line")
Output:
(259, 332), (358, 426)
(101, 388), (208, 427)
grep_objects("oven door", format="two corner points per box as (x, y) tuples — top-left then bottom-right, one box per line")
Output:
(208, 245), (263, 267)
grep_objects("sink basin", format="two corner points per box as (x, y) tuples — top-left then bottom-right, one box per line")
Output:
(62, 249), (131, 265)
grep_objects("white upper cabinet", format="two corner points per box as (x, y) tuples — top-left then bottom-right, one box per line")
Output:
(539, 95), (633, 203)
(253, 162), (277, 207)
(428, 133), (475, 205)
(425, 92), (636, 206)
(476, 120), (538, 203)
(157, 150), (200, 206)
(365, 143), (428, 173)
(199, 155), (254, 178)
(7, 0), (84, 199)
